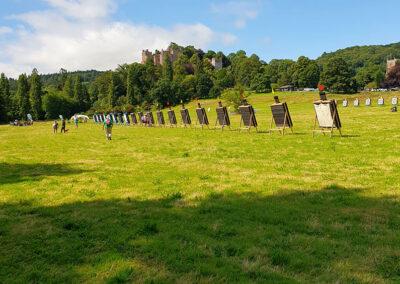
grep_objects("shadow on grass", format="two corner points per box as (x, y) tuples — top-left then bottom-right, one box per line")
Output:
(0, 185), (399, 282)
(340, 134), (361, 138)
(0, 163), (88, 185)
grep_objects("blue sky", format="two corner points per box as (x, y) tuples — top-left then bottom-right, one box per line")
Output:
(0, 0), (399, 77)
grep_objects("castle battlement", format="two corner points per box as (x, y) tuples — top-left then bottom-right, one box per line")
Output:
(141, 46), (180, 66)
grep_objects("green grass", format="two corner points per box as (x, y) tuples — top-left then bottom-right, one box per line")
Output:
(1, 92), (400, 283)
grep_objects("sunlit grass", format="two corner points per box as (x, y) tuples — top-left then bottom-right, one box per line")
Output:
(0, 92), (399, 283)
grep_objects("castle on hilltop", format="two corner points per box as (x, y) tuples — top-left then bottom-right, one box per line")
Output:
(141, 44), (223, 70)
(141, 47), (180, 66)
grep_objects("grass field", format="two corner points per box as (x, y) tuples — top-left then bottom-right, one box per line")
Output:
(1, 92), (400, 283)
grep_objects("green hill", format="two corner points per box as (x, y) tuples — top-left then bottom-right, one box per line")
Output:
(317, 42), (400, 87)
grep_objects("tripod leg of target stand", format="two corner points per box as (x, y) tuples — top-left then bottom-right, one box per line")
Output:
(269, 116), (273, 135)
(313, 115), (317, 138)
(282, 113), (287, 136)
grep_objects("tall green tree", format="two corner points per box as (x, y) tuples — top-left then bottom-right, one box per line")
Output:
(250, 72), (271, 93)
(374, 71), (385, 88)
(89, 84), (99, 103)
(265, 59), (295, 86)
(0, 73), (10, 122)
(16, 74), (30, 119)
(29, 69), (43, 120)
(230, 52), (262, 87)
(127, 63), (146, 105)
(190, 53), (204, 75)
(42, 86), (76, 119)
(108, 72), (124, 108)
(196, 73), (213, 99)
(144, 57), (158, 90)
(73, 75), (87, 110)
(292, 56), (320, 88)
(162, 56), (173, 81)
(180, 75), (197, 101)
(149, 79), (180, 107)
(320, 57), (357, 93)
(173, 54), (190, 80)
(63, 76), (74, 98)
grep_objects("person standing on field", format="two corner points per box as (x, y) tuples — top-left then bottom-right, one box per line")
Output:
(61, 118), (68, 133)
(52, 120), (59, 133)
(74, 114), (79, 128)
(103, 115), (113, 140)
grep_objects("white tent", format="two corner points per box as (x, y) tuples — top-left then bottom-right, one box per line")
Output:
(70, 115), (89, 122)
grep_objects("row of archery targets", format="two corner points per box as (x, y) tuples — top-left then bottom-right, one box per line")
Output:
(93, 93), (355, 137)
(342, 96), (398, 107)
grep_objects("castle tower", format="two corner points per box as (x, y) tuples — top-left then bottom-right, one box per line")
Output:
(211, 57), (223, 70)
(141, 50), (153, 64)
(153, 50), (162, 65)
(141, 44), (182, 66)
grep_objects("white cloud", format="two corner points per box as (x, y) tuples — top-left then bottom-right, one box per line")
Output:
(221, 33), (238, 45)
(211, 1), (261, 29)
(0, 26), (13, 35)
(45, 0), (116, 19)
(0, 0), (236, 78)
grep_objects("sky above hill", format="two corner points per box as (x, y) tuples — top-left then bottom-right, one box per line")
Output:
(0, 0), (399, 77)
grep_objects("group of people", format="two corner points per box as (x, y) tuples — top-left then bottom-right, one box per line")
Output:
(52, 114), (81, 134)
(10, 119), (32, 127)
(52, 118), (68, 133)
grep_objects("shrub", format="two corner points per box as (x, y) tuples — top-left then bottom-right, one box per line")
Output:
(42, 88), (78, 119)
(221, 86), (246, 111)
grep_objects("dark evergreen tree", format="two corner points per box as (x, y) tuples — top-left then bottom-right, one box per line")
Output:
(108, 72), (123, 107)
(63, 76), (74, 98)
(127, 63), (146, 105)
(29, 69), (43, 120)
(16, 74), (30, 119)
(89, 84), (99, 103)
(73, 75), (86, 110)
(0, 73), (10, 122)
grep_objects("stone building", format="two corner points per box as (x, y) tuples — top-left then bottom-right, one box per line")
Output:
(386, 59), (398, 75)
(141, 50), (153, 64)
(141, 47), (180, 66)
(211, 57), (223, 70)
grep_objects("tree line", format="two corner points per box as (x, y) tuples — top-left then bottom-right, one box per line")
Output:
(1, 42), (400, 122)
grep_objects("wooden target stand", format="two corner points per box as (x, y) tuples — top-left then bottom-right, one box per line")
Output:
(167, 107), (178, 127)
(180, 104), (192, 128)
(194, 103), (210, 129)
(130, 113), (138, 125)
(239, 100), (258, 132)
(124, 112), (131, 125)
(156, 110), (165, 127)
(269, 96), (293, 135)
(137, 112), (144, 126)
(145, 111), (155, 127)
(312, 93), (342, 137)
(215, 101), (231, 130)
